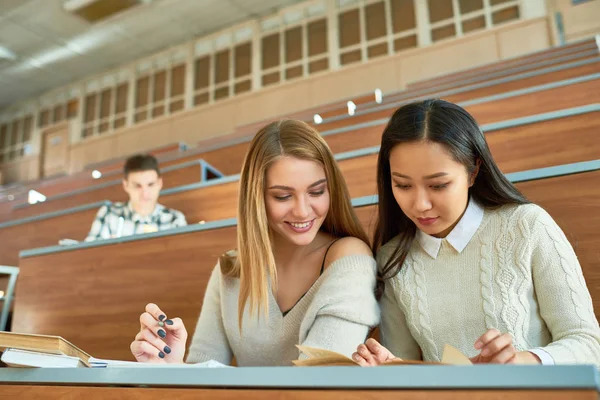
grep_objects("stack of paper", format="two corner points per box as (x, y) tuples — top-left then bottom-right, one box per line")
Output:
(1, 348), (86, 368)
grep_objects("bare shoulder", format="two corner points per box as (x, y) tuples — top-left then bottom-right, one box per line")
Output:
(323, 236), (374, 270)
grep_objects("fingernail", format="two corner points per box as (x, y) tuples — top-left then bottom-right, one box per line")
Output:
(157, 321), (165, 327)
(474, 340), (482, 349)
(159, 315), (166, 321)
(352, 354), (359, 361)
(165, 319), (173, 325)
(164, 346), (171, 354)
(481, 348), (489, 357)
(158, 329), (166, 338)
(158, 351), (165, 359)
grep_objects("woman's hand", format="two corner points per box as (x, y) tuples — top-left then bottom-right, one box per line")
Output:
(352, 338), (400, 366)
(471, 329), (539, 364)
(130, 303), (188, 363)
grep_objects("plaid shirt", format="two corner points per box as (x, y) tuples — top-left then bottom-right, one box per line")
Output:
(84, 202), (187, 242)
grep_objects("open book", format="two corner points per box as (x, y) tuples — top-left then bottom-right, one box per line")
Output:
(293, 344), (472, 366)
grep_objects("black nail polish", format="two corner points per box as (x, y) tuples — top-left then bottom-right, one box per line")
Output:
(158, 315), (166, 321)
(158, 329), (166, 338)
(165, 319), (173, 325)
(164, 346), (171, 354)
(158, 351), (165, 359)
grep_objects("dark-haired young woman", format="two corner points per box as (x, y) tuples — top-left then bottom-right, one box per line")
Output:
(353, 99), (600, 366)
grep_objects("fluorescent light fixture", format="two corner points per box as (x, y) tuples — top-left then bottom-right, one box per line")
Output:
(347, 101), (356, 116)
(0, 46), (16, 61)
(374, 88), (383, 104)
(28, 190), (47, 205)
(313, 114), (323, 124)
(92, 170), (102, 179)
(63, 0), (96, 12)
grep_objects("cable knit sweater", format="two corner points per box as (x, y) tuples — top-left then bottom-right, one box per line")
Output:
(186, 254), (380, 366)
(378, 203), (600, 366)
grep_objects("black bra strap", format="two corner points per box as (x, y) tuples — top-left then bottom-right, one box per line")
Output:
(320, 238), (342, 274)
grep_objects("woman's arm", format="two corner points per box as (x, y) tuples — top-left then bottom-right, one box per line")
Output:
(529, 207), (600, 366)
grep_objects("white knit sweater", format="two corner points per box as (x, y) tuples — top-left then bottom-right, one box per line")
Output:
(186, 254), (380, 366)
(378, 203), (600, 366)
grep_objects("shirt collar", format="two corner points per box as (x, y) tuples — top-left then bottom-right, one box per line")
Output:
(416, 198), (484, 259)
(127, 202), (162, 223)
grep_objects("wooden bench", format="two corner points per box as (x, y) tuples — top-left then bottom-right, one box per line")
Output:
(316, 62), (600, 131)
(82, 142), (189, 175)
(410, 39), (599, 87)
(1, 109), (597, 266)
(0, 202), (105, 266)
(156, 109), (600, 222)
(0, 143), (189, 205)
(407, 39), (598, 90)
(317, 55), (600, 121)
(169, 65), (600, 177)
(231, 39), (597, 130)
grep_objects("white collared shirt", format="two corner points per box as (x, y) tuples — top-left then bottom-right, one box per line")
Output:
(414, 198), (554, 365)
(416, 198), (484, 260)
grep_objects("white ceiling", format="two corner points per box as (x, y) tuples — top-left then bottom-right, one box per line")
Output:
(0, 0), (304, 110)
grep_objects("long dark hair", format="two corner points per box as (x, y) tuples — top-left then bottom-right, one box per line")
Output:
(374, 99), (529, 285)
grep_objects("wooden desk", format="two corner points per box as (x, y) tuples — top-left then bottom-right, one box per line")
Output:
(116, 60), (600, 178)
(407, 39), (597, 90)
(0, 365), (598, 399)
(0, 202), (105, 267)
(83, 142), (188, 175)
(318, 56), (600, 123)
(182, 90), (600, 178)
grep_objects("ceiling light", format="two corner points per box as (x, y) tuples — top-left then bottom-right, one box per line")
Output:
(199, 220), (206, 225)
(92, 170), (102, 179)
(0, 46), (16, 61)
(313, 114), (323, 124)
(7, 195), (14, 201)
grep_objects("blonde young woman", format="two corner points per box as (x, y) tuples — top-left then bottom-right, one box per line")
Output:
(130, 119), (380, 366)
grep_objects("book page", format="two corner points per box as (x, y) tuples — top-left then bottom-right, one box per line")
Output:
(294, 344), (472, 366)
(440, 344), (472, 365)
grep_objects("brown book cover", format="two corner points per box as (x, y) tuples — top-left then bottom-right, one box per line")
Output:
(0, 332), (91, 367)
(293, 344), (472, 366)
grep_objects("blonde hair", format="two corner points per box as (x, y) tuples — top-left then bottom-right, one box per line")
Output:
(220, 119), (369, 329)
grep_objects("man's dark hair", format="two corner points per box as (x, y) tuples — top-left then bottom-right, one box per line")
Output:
(124, 154), (161, 178)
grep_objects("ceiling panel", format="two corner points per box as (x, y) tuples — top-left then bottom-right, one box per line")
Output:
(0, 0), (306, 110)
(0, 20), (52, 56)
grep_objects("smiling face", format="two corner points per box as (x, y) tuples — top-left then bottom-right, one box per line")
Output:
(264, 156), (330, 247)
(389, 140), (476, 238)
